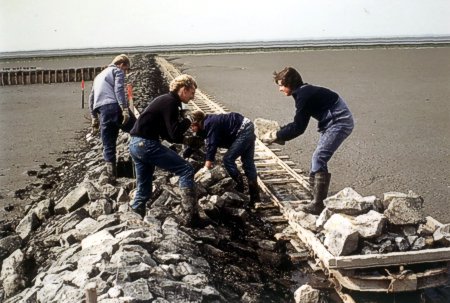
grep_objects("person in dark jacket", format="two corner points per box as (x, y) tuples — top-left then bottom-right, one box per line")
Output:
(128, 74), (197, 224)
(263, 67), (354, 214)
(191, 111), (260, 206)
(89, 54), (132, 182)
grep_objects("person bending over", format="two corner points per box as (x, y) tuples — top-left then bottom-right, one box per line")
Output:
(191, 111), (260, 207)
(263, 67), (354, 214)
(128, 74), (198, 225)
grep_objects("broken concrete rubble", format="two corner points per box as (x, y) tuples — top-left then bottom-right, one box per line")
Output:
(302, 187), (447, 257)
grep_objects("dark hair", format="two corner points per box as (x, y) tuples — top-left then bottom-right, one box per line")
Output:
(273, 67), (303, 89)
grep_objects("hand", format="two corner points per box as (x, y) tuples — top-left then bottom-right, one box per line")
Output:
(194, 166), (209, 181)
(260, 130), (278, 145)
(91, 117), (100, 136)
(121, 107), (130, 126)
(180, 109), (191, 120)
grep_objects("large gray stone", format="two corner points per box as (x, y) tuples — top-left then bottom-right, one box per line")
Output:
(383, 191), (425, 225)
(55, 185), (89, 215)
(15, 211), (40, 240)
(324, 187), (376, 215)
(0, 235), (22, 261)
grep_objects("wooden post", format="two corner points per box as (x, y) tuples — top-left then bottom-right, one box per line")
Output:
(81, 80), (85, 109)
(85, 282), (97, 303)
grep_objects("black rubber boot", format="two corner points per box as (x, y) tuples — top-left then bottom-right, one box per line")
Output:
(131, 205), (146, 218)
(298, 172), (331, 215)
(248, 178), (261, 207)
(106, 161), (117, 183)
(180, 188), (197, 227)
(233, 174), (245, 193)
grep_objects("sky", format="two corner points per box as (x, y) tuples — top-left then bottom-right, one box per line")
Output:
(0, 0), (449, 53)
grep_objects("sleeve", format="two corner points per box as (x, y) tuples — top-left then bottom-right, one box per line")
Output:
(113, 68), (128, 109)
(205, 125), (219, 162)
(88, 87), (96, 118)
(164, 103), (191, 143)
(277, 105), (310, 141)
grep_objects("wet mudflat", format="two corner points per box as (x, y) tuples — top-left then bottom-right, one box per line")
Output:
(166, 46), (450, 223)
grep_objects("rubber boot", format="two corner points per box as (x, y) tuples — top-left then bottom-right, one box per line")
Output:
(233, 174), (245, 193)
(131, 204), (146, 218)
(247, 178), (261, 208)
(298, 172), (331, 215)
(106, 161), (117, 183)
(180, 188), (197, 227)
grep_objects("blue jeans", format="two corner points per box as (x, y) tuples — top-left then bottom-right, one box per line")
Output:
(97, 103), (121, 163)
(129, 136), (195, 209)
(311, 98), (354, 174)
(223, 122), (258, 181)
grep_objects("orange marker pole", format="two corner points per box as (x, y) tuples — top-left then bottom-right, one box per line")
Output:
(81, 80), (85, 109)
(127, 84), (135, 113)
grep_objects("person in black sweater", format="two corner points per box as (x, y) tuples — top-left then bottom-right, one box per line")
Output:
(263, 67), (354, 214)
(129, 74), (197, 224)
(191, 111), (260, 206)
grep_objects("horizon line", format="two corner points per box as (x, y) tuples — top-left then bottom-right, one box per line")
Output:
(1, 36), (450, 59)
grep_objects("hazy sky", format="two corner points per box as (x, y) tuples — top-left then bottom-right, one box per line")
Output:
(1, 0), (449, 53)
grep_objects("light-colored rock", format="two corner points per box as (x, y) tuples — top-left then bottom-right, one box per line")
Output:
(294, 284), (320, 303)
(254, 118), (280, 141)
(15, 211), (40, 240)
(324, 229), (359, 256)
(55, 185), (89, 214)
(324, 187), (376, 215)
(433, 224), (450, 246)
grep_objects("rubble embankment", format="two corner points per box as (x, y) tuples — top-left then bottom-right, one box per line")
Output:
(0, 54), (308, 303)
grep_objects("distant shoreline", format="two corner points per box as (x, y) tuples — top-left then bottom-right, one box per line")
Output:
(1, 36), (450, 59)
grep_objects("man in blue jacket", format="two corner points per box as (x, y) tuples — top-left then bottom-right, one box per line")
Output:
(191, 111), (260, 207)
(263, 67), (354, 214)
(89, 54), (131, 182)
(129, 74), (198, 224)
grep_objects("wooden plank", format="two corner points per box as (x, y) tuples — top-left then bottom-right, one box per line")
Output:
(330, 267), (448, 292)
(332, 246), (450, 269)
(289, 220), (334, 268)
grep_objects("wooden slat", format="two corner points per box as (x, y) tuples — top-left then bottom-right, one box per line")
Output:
(332, 247), (450, 270)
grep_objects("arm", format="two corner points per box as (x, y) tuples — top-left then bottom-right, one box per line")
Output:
(88, 87), (96, 118)
(164, 104), (191, 143)
(277, 106), (310, 141)
(205, 125), (219, 162)
(113, 68), (128, 109)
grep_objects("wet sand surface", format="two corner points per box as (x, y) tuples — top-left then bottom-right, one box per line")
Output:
(0, 56), (111, 217)
(0, 48), (449, 224)
(166, 47), (450, 222)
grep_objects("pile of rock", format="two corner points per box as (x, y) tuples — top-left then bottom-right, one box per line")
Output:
(291, 187), (450, 257)
(0, 54), (298, 302)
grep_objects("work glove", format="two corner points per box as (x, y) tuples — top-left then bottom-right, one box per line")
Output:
(260, 130), (285, 145)
(194, 166), (209, 181)
(91, 117), (100, 136)
(121, 107), (130, 126)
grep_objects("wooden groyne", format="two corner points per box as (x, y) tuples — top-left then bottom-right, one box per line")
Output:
(0, 66), (105, 86)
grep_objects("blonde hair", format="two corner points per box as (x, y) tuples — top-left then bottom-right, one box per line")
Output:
(111, 54), (131, 67)
(169, 74), (197, 93)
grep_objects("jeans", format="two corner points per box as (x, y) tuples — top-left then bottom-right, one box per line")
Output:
(97, 103), (121, 163)
(223, 122), (258, 181)
(311, 98), (354, 174)
(129, 136), (195, 209)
